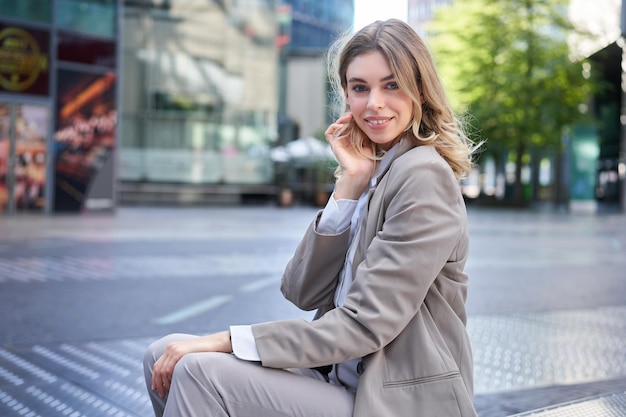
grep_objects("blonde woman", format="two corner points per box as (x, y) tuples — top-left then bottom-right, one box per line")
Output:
(144, 18), (479, 417)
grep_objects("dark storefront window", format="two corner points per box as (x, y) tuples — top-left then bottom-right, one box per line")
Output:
(0, 0), (51, 23)
(0, 0), (120, 215)
(58, 31), (116, 67)
(54, 69), (116, 212)
(56, 0), (116, 38)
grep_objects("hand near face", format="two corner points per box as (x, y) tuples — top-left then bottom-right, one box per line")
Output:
(325, 112), (375, 200)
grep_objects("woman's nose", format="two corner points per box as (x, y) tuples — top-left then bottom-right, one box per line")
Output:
(367, 89), (384, 110)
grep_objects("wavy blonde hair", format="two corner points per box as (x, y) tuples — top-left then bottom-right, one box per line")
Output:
(327, 19), (478, 179)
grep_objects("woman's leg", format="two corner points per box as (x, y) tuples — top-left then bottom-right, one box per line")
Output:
(144, 334), (355, 417)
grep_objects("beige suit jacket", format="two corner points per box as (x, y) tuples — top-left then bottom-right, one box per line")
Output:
(252, 141), (477, 417)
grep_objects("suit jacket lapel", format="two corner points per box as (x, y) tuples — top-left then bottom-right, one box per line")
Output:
(352, 138), (417, 279)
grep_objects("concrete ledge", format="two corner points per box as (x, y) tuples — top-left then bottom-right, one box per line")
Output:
(118, 182), (279, 205)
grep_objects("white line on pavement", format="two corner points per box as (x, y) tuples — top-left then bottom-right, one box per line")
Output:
(239, 276), (280, 292)
(153, 295), (233, 325)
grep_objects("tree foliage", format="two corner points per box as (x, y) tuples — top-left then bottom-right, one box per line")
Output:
(427, 0), (596, 202)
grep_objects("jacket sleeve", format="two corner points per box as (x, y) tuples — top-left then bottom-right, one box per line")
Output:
(254, 149), (466, 369)
(280, 210), (351, 311)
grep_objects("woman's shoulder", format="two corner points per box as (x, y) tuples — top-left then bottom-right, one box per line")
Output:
(394, 145), (452, 174)
(382, 144), (464, 206)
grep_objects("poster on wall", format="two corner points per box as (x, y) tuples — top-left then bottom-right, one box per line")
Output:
(53, 69), (116, 212)
(0, 104), (49, 213)
(0, 24), (50, 95)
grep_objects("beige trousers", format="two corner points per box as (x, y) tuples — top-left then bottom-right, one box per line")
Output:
(143, 333), (355, 417)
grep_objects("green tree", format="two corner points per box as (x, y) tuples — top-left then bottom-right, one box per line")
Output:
(428, 0), (595, 204)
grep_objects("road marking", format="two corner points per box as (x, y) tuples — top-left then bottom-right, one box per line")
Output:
(239, 276), (280, 292)
(153, 295), (233, 325)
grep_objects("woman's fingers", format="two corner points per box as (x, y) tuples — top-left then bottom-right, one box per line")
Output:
(152, 356), (169, 398)
(152, 342), (185, 398)
(149, 333), (231, 399)
(335, 112), (353, 125)
(324, 113), (353, 144)
(156, 358), (176, 397)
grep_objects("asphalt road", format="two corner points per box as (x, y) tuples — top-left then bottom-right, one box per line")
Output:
(0, 204), (625, 417)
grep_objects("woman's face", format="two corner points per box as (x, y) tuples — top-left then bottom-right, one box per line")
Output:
(345, 51), (414, 151)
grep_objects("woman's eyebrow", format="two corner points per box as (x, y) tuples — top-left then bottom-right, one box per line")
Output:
(347, 74), (395, 83)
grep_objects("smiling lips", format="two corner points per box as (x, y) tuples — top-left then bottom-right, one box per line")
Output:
(366, 117), (393, 128)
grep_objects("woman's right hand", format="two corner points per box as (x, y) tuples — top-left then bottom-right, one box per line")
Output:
(151, 331), (231, 399)
(325, 113), (374, 200)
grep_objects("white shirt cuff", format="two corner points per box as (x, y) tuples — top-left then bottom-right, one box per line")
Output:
(317, 192), (357, 234)
(229, 325), (261, 361)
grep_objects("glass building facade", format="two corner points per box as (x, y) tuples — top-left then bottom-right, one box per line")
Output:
(119, 0), (280, 198)
(0, 0), (120, 214)
(287, 0), (353, 52)
(407, 0), (451, 36)
(279, 0), (353, 141)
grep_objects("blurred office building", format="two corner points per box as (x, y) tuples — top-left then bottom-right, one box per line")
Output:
(120, 0), (354, 205)
(0, 0), (120, 215)
(408, 0), (624, 210)
(0, 0), (285, 211)
(407, 0), (451, 37)
(569, 0), (624, 210)
(0, 0), (354, 211)
(278, 0), (354, 142)
(119, 0), (280, 205)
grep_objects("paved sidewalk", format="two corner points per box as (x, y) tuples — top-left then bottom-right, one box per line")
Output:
(0, 205), (624, 416)
(511, 390), (626, 416)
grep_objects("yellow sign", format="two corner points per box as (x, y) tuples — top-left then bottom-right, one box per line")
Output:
(0, 27), (49, 92)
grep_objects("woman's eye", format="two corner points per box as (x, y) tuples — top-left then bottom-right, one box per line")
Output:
(386, 82), (399, 90)
(353, 85), (368, 92)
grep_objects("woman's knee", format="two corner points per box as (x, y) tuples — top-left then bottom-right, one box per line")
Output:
(172, 352), (235, 387)
(174, 351), (224, 375)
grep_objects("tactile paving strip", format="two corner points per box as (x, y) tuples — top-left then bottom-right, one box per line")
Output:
(511, 391), (626, 416)
(469, 306), (626, 394)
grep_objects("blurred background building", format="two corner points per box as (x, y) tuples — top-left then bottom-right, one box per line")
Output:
(0, 0), (120, 215)
(277, 0), (353, 144)
(0, 0), (353, 211)
(1, 0), (623, 213)
(408, 0), (624, 211)
(274, 0), (354, 206)
(568, 0), (624, 210)
(118, 0), (280, 205)
(406, 0), (450, 37)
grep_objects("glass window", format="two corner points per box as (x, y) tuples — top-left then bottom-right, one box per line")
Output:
(0, 0), (51, 23)
(54, 69), (117, 212)
(56, 0), (116, 38)
(120, 0), (278, 186)
(58, 31), (116, 67)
